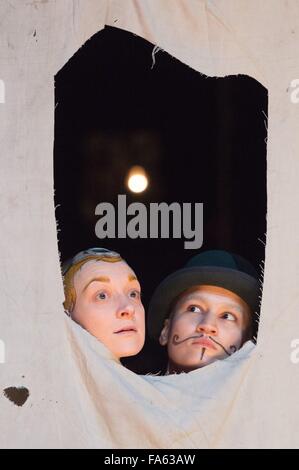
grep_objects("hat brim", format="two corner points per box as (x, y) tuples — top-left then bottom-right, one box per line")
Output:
(147, 266), (259, 340)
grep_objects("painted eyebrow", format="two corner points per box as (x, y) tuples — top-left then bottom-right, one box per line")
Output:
(182, 296), (243, 314)
(82, 276), (110, 292)
(220, 304), (243, 315)
(82, 275), (138, 293)
(181, 295), (205, 305)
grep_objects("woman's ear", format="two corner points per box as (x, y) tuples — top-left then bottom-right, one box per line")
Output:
(159, 319), (170, 346)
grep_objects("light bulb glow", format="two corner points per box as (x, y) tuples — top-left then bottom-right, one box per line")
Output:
(127, 166), (148, 193)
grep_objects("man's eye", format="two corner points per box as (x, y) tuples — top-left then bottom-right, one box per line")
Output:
(96, 291), (108, 300)
(129, 289), (141, 299)
(187, 305), (201, 313)
(222, 312), (236, 321)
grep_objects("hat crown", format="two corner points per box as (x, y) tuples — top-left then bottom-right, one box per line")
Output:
(185, 250), (258, 280)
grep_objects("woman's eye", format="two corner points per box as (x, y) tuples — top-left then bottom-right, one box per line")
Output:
(222, 312), (236, 321)
(96, 291), (108, 300)
(129, 290), (141, 299)
(187, 305), (201, 313)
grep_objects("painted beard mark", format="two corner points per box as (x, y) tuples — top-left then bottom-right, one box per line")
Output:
(208, 336), (237, 355)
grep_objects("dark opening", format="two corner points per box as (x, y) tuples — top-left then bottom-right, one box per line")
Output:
(54, 26), (267, 374)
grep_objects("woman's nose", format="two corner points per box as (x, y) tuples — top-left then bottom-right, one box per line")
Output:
(116, 300), (135, 319)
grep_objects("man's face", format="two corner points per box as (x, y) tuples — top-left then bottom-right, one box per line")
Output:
(71, 260), (145, 359)
(159, 285), (251, 373)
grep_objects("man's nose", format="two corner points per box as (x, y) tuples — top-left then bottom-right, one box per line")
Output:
(196, 313), (218, 335)
(116, 299), (135, 319)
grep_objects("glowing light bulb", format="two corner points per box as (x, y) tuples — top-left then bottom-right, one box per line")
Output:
(127, 166), (148, 193)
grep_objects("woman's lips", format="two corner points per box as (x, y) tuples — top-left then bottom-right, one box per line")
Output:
(114, 326), (137, 335)
(191, 337), (217, 350)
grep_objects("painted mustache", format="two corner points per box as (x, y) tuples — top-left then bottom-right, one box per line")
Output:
(172, 333), (237, 356)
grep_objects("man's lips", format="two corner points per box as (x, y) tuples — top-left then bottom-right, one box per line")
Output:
(191, 337), (217, 350)
(114, 326), (137, 334)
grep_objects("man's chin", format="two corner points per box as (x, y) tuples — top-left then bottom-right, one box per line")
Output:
(168, 352), (225, 373)
(196, 351), (228, 367)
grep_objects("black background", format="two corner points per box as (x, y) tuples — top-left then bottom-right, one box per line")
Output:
(54, 26), (267, 373)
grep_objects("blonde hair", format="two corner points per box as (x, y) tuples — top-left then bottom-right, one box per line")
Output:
(63, 253), (122, 313)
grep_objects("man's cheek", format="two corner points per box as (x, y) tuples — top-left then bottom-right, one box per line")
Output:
(230, 330), (243, 349)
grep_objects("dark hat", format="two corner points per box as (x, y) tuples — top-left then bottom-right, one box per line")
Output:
(147, 250), (260, 340)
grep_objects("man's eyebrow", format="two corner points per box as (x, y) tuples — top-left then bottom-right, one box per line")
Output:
(181, 293), (205, 303)
(221, 303), (243, 314)
(82, 276), (110, 292)
(180, 295), (243, 314)
(128, 274), (137, 282)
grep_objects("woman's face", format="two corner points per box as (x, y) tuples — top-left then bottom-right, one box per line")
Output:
(71, 260), (145, 359)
